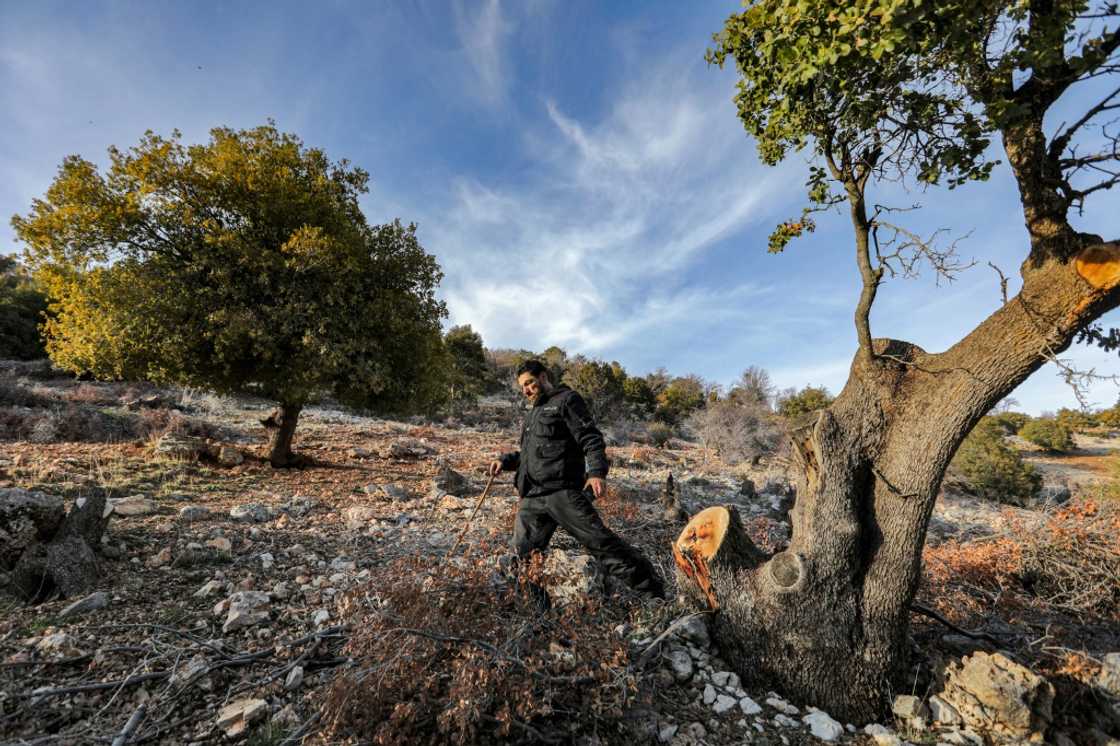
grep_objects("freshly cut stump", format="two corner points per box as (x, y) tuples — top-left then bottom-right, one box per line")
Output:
(672, 506), (766, 610)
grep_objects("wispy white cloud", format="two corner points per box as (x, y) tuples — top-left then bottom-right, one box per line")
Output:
(452, 0), (513, 106)
(418, 50), (798, 358)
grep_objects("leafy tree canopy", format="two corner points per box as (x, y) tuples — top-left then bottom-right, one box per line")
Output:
(0, 254), (49, 360)
(13, 123), (447, 415)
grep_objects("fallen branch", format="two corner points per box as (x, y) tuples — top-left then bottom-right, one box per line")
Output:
(20, 671), (171, 700)
(909, 603), (1004, 645)
(278, 712), (322, 746)
(110, 703), (147, 746)
(637, 612), (712, 667)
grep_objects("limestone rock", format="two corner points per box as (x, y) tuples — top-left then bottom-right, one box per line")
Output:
(542, 551), (602, 606)
(893, 694), (929, 721)
(433, 461), (470, 496)
(345, 506), (377, 529)
(178, 505), (210, 522)
(229, 504), (273, 523)
(803, 709), (844, 741)
(938, 652), (1054, 743)
(285, 665), (304, 690)
(665, 645), (693, 682)
(216, 698), (268, 737)
(222, 591), (270, 633)
(60, 591), (109, 618)
(739, 696), (762, 715)
(108, 495), (158, 517)
(712, 694), (737, 714)
(1099, 653), (1120, 698)
(676, 615), (710, 649)
(385, 438), (436, 459)
(930, 694), (962, 725)
(206, 537), (232, 552)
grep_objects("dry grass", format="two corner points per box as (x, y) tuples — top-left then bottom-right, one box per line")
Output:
(318, 550), (647, 745)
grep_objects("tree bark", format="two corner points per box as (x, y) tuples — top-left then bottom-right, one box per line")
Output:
(675, 241), (1120, 722)
(267, 402), (302, 467)
(11, 491), (108, 601)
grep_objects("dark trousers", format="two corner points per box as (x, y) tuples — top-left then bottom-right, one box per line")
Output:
(511, 488), (663, 595)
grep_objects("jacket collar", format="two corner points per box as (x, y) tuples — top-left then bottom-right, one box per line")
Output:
(535, 384), (569, 407)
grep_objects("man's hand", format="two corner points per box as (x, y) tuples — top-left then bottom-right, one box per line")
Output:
(584, 476), (606, 499)
(488, 460), (503, 477)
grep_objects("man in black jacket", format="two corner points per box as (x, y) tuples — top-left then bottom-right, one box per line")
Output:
(489, 359), (664, 599)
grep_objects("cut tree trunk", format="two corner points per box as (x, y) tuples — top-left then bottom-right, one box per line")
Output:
(266, 402), (302, 467)
(9, 490), (109, 602)
(673, 242), (1120, 722)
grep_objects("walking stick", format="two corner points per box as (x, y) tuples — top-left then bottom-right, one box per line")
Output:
(445, 472), (496, 559)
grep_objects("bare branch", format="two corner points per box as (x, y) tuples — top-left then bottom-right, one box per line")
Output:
(988, 261), (1010, 303)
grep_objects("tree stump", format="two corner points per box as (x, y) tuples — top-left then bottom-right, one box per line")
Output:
(672, 505), (767, 610)
(6, 490), (109, 602)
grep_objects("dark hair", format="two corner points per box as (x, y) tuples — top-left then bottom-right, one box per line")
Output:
(516, 359), (548, 379)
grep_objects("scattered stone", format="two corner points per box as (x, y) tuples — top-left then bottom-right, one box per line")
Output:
(147, 547), (172, 568)
(345, 506), (378, 529)
(59, 591), (109, 618)
(703, 685), (717, 705)
(937, 652), (1054, 743)
(170, 653), (210, 689)
(207, 537), (232, 552)
(658, 723), (678, 743)
(1037, 484), (1071, 505)
(177, 505), (210, 522)
(893, 694), (929, 721)
(272, 704), (300, 728)
(259, 553), (275, 570)
(222, 591), (270, 633)
(36, 632), (78, 655)
(381, 483), (410, 501)
(543, 551), (602, 605)
(676, 615), (710, 648)
(285, 496), (317, 517)
(433, 461), (471, 496)
(349, 447), (372, 458)
(773, 713), (799, 728)
(271, 581), (291, 600)
(685, 722), (706, 739)
(195, 580), (222, 598)
(229, 504), (273, 523)
(386, 438), (436, 459)
(713, 694), (738, 714)
(929, 694), (962, 726)
(109, 495), (158, 517)
(712, 671), (740, 689)
(766, 696), (799, 715)
(0, 489), (65, 566)
(803, 710), (844, 741)
(285, 665), (304, 690)
(330, 556), (356, 573)
(666, 646), (693, 682)
(216, 698), (268, 738)
(739, 696), (762, 715)
(313, 609), (330, 626)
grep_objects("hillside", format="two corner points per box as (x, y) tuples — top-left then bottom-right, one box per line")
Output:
(2, 366), (1118, 745)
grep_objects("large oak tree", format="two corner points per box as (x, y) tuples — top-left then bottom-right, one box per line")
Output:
(673, 0), (1120, 722)
(13, 124), (447, 465)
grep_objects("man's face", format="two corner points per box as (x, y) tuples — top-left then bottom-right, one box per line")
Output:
(517, 371), (550, 404)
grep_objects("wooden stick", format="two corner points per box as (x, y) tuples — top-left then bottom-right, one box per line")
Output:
(111, 703), (147, 746)
(445, 472), (496, 559)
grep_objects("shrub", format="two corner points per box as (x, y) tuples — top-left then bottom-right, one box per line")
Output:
(1055, 407), (1097, 433)
(1019, 418), (1074, 452)
(655, 375), (706, 424)
(951, 418), (1041, 504)
(0, 255), (48, 360)
(687, 397), (783, 465)
(989, 411), (1031, 435)
(776, 385), (833, 418)
(647, 421), (674, 448)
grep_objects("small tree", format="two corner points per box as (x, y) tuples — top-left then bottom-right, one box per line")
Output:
(776, 385), (834, 418)
(951, 418), (1042, 504)
(444, 324), (487, 408)
(622, 375), (657, 419)
(1020, 418), (1075, 452)
(989, 410), (1031, 435)
(1055, 407), (1097, 432)
(687, 396), (783, 466)
(14, 124), (446, 465)
(656, 374), (707, 424)
(0, 255), (48, 360)
(728, 365), (775, 408)
(562, 356), (626, 421)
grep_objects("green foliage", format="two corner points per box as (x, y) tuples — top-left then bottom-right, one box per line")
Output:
(539, 345), (569, 382)
(647, 421), (675, 448)
(1055, 407), (1097, 432)
(777, 385), (834, 418)
(989, 411), (1031, 435)
(951, 418), (1042, 504)
(655, 375), (707, 425)
(13, 123), (447, 419)
(0, 255), (48, 360)
(562, 356), (626, 422)
(622, 375), (657, 419)
(444, 324), (487, 407)
(1019, 418), (1074, 453)
(1098, 403), (1120, 429)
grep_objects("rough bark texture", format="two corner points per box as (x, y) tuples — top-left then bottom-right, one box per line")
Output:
(676, 241), (1120, 722)
(11, 491), (109, 601)
(267, 402), (302, 467)
(0, 488), (65, 569)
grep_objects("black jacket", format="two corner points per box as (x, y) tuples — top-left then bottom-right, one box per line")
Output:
(499, 385), (609, 498)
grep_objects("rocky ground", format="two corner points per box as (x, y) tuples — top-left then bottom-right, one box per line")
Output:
(1, 372), (1119, 745)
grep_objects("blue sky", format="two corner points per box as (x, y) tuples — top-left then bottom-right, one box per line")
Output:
(2, 0), (1118, 414)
